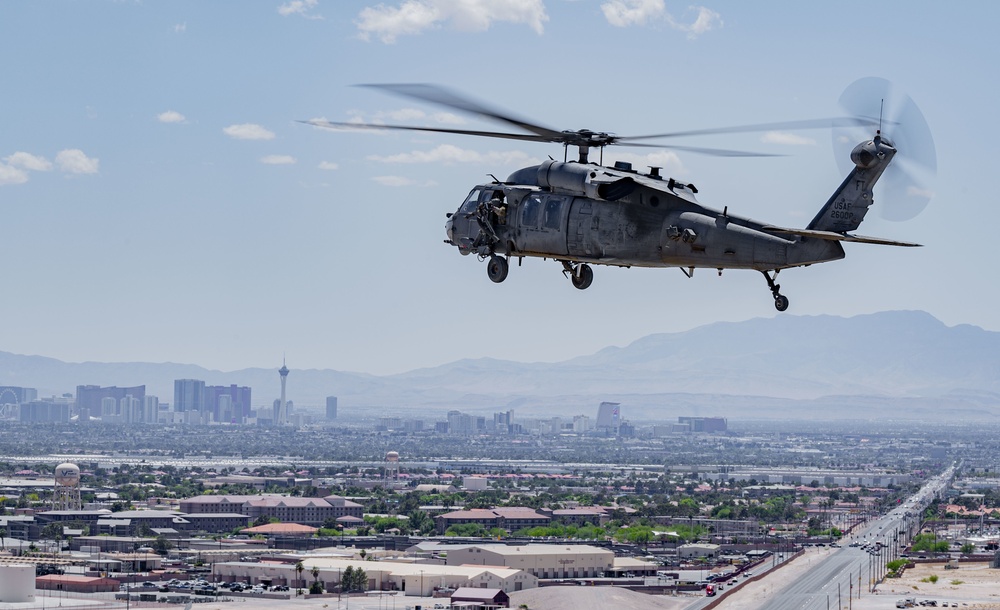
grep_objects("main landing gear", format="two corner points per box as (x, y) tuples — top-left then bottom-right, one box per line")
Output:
(486, 255), (508, 283)
(562, 261), (594, 290)
(761, 270), (789, 311)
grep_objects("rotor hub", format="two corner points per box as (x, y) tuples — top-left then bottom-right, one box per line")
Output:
(851, 135), (895, 170)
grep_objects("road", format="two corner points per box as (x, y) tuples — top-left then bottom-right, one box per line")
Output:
(695, 465), (955, 610)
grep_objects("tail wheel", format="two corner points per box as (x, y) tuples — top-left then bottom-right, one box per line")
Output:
(572, 264), (594, 290)
(487, 255), (508, 283)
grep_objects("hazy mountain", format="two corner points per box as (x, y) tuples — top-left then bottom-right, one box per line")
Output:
(2, 311), (999, 420)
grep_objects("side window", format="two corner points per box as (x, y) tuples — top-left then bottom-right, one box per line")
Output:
(543, 197), (563, 230)
(460, 189), (482, 215)
(521, 194), (542, 228)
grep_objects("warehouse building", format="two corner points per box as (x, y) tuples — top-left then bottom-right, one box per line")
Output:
(445, 544), (613, 579)
(211, 558), (537, 596)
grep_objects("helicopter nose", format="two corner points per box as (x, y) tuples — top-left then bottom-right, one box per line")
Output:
(444, 215), (455, 245)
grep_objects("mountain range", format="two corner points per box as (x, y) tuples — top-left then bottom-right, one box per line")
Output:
(2, 310), (998, 421)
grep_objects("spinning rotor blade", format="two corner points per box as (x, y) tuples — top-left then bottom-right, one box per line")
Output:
(319, 83), (866, 159)
(300, 119), (555, 143)
(833, 77), (937, 221)
(359, 83), (566, 141)
(620, 116), (880, 142)
(624, 142), (783, 157)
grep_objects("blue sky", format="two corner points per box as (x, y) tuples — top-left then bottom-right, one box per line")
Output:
(1, 1), (996, 377)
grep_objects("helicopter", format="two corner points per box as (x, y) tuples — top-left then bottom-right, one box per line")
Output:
(307, 78), (935, 311)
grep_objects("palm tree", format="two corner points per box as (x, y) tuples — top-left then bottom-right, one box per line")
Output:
(311, 565), (321, 593)
(295, 560), (304, 594)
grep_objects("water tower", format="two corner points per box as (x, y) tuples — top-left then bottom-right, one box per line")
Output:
(385, 451), (400, 484)
(52, 462), (82, 510)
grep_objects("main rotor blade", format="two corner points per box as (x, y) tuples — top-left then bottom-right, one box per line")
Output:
(300, 119), (555, 143)
(619, 117), (880, 142)
(623, 141), (782, 157)
(359, 83), (566, 141)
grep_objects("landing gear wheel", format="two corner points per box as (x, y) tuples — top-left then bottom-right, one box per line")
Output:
(571, 264), (594, 290)
(760, 269), (789, 312)
(487, 255), (508, 283)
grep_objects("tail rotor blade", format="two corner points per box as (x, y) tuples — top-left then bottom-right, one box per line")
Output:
(833, 77), (937, 221)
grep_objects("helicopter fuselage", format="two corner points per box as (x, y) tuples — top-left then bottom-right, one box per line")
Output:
(446, 159), (844, 273)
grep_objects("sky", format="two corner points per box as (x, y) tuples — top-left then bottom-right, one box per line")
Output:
(1, 1), (997, 377)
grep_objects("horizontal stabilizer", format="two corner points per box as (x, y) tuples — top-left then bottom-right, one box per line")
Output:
(762, 226), (922, 247)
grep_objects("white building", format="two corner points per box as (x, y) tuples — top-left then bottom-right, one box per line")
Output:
(678, 543), (721, 559)
(212, 558), (537, 596)
(446, 544), (613, 579)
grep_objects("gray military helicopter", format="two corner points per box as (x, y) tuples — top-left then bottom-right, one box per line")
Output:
(308, 78), (934, 311)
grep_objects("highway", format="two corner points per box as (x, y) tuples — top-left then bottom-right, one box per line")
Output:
(691, 465), (954, 610)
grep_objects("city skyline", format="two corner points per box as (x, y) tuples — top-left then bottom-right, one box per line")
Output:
(1, 3), (997, 375)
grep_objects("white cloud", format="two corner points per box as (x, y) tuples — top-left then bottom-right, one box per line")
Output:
(349, 108), (466, 126)
(260, 155), (297, 165)
(0, 163), (29, 186)
(278, 0), (322, 19)
(357, 0), (548, 44)
(157, 110), (186, 124)
(368, 144), (537, 166)
(385, 108), (427, 122)
(373, 175), (437, 187)
(173, 22), (187, 33)
(56, 149), (100, 175)
(318, 161), (339, 170)
(433, 112), (464, 125)
(5, 152), (52, 172)
(667, 6), (722, 38)
(601, 2), (721, 38)
(761, 132), (816, 146)
(601, 0), (664, 27)
(223, 124), (276, 140)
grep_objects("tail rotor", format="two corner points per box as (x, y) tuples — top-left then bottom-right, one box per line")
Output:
(832, 77), (937, 221)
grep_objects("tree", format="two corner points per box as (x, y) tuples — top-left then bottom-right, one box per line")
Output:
(341, 565), (368, 592)
(886, 559), (907, 577)
(41, 523), (64, 540)
(960, 542), (975, 555)
(295, 560), (305, 594)
(342, 566), (355, 592)
(310, 565), (322, 594)
(153, 535), (173, 553)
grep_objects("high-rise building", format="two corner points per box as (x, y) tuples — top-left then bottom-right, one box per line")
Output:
(493, 410), (514, 434)
(19, 398), (71, 423)
(326, 396), (338, 420)
(677, 416), (728, 432)
(143, 396), (159, 423)
(447, 410), (484, 435)
(596, 402), (621, 435)
(120, 395), (142, 423)
(76, 385), (146, 421)
(205, 384), (252, 423)
(173, 379), (206, 413)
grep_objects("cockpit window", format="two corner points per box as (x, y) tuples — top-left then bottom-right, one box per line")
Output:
(460, 189), (482, 215)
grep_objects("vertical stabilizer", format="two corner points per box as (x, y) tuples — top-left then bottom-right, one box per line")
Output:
(807, 135), (896, 233)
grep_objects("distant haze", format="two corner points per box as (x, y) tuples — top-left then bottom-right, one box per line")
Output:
(2, 311), (998, 421)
